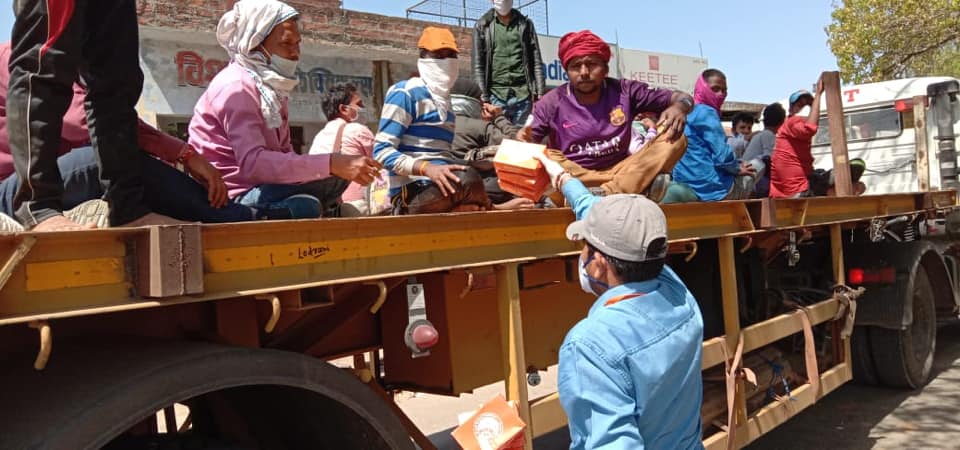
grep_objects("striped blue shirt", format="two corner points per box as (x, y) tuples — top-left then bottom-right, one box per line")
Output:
(373, 78), (463, 192)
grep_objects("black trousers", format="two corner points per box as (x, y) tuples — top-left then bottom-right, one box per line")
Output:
(7, 0), (147, 226)
(392, 168), (492, 215)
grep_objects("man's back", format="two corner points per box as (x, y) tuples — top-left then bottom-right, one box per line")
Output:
(770, 115), (818, 197)
(559, 266), (704, 450)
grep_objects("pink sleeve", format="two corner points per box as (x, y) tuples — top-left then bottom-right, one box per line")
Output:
(340, 123), (374, 157)
(220, 88), (330, 185)
(137, 119), (186, 162)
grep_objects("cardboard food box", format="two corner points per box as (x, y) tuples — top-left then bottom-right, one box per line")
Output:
(451, 395), (526, 450)
(494, 139), (551, 201)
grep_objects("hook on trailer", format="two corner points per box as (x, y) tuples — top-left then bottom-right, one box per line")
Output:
(255, 295), (281, 333)
(366, 280), (388, 314)
(28, 320), (51, 370)
(739, 236), (754, 254)
(684, 241), (699, 262)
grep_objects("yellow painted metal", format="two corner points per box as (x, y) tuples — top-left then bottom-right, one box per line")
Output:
(497, 263), (534, 450)
(770, 194), (918, 228)
(703, 363), (853, 450)
(25, 257), (124, 291)
(718, 237), (748, 427)
(530, 393), (566, 437)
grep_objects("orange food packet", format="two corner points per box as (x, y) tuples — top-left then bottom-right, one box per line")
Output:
(451, 395), (527, 450)
(494, 139), (551, 201)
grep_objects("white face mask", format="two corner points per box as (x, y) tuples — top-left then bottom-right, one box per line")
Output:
(493, 0), (513, 15)
(578, 252), (609, 296)
(269, 54), (299, 79)
(344, 104), (367, 123)
(417, 58), (460, 101)
(795, 105), (812, 117)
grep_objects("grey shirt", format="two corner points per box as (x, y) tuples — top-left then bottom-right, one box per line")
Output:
(742, 129), (776, 162)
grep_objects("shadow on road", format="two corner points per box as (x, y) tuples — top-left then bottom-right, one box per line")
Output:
(747, 323), (960, 450)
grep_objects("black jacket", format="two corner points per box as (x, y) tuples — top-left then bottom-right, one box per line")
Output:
(452, 115), (521, 158)
(472, 9), (546, 103)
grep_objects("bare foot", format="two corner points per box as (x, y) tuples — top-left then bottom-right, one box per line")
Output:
(493, 198), (536, 210)
(118, 212), (192, 227)
(32, 215), (95, 232)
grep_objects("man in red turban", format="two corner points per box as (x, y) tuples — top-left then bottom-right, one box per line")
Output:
(520, 30), (693, 201)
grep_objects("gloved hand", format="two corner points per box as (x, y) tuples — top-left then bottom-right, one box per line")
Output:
(533, 152), (569, 189)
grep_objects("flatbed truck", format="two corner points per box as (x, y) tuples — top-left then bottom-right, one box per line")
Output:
(0, 73), (958, 450)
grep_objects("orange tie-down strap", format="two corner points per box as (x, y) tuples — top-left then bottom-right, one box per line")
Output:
(833, 285), (865, 339)
(720, 333), (757, 450)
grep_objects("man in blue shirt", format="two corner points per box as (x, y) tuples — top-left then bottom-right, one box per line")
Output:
(535, 153), (705, 449)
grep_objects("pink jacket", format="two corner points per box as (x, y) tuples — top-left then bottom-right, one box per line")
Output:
(309, 119), (374, 203)
(188, 62), (331, 199)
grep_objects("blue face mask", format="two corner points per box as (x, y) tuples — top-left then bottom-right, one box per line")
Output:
(579, 250), (609, 296)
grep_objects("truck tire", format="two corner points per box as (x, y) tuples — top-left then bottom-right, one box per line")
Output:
(869, 264), (937, 388)
(851, 325), (880, 385)
(0, 338), (415, 450)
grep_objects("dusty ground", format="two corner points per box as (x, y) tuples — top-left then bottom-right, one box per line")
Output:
(398, 323), (960, 450)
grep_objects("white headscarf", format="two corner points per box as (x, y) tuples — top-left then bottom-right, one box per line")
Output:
(217, 0), (300, 129)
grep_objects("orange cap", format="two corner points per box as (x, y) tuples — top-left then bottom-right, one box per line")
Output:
(418, 26), (459, 53)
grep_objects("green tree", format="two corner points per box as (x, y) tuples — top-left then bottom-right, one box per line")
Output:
(827, 0), (960, 83)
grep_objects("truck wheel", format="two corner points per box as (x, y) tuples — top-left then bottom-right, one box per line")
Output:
(850, 325), (879, 385)
(869, 264), (937, 388)
(0, 338), (415, 450)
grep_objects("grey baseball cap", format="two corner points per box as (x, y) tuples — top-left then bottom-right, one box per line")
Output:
(565, 194), (668, 262)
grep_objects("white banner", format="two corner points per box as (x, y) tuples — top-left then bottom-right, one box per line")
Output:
(536, 34), (706, 94)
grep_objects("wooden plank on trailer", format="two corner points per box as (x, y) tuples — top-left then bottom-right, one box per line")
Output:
(823, 71), (853, 196)
(703, 363), (853, 450)
(914, 95), (931, 191)
(497, 263), (533, 450)
(718, 237), (747, 426)
(136, 225), (203, 298)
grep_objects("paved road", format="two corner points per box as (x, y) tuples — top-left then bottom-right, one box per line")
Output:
(399, 323), (960, 449)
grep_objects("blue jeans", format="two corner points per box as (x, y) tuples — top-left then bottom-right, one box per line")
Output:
(490, 92), (532, 125)
(235, 177), (349, 219)
(0, 146), (256, 223)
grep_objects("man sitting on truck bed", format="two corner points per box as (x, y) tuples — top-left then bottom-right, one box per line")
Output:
(532, 152), (705, 449)
(189, 0), (381, 219)
(373, 27), (493, 214)
(518, 30), (693, 202)
(770, 80), (866, 198)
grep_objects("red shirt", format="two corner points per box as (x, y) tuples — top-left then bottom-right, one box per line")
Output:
(0, 42), (186, 180)
(769, 115), (818, 198)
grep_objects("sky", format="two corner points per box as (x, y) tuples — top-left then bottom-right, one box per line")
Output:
(0, 0), (839, 103)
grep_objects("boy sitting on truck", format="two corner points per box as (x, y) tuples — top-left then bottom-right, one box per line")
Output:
(518, 30), (693, 202)
(532, 151), (705, 449)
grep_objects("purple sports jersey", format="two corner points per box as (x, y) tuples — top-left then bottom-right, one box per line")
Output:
(530, 79), (673, 170)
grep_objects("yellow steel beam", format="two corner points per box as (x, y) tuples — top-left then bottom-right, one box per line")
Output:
(497, 263), (533, 450)
(530, 393), (566, 437)
(765, 194), (919, 228)
(703, 363), (853, 450)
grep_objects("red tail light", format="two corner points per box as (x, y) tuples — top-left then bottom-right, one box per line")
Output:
(895, 99), (913, 112)
(849, 268), (864, 285)
(848, 267), (896, 285)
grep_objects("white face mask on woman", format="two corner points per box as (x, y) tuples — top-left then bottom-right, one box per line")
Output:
(493, 0), (513, 15)
(344, 104), (367, 123)
(417, 58), (460, 101)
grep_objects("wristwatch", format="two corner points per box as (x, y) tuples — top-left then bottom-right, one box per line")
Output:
(678, 97), (694, 112)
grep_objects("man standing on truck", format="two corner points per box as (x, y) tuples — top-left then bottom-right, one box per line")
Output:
(532, 152), (705, 449)
(519, 30), (693, 201)
(770, 80), (866, 197)
(473, 0), (545, 124)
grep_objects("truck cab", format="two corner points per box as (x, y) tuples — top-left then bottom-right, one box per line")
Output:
(808, 77), (960, 194)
